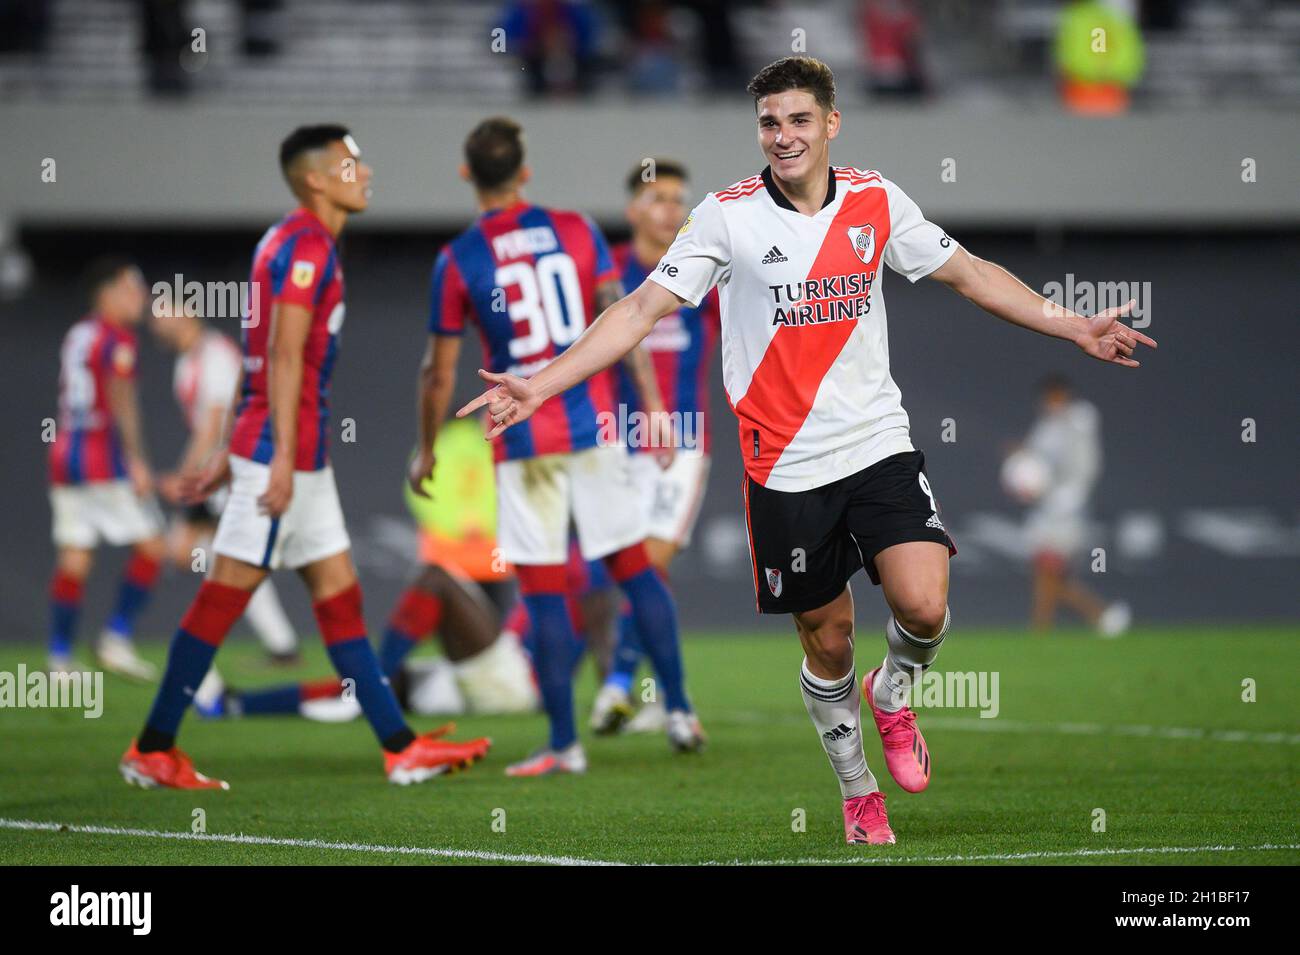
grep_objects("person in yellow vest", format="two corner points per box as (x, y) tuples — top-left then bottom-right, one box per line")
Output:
(1054, 0), (1145, 115)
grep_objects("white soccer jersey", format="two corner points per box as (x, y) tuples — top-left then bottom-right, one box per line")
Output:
(1026, 399), (1102, 518)
(647, 165), (957, 492)
(173, 330), (241, 431)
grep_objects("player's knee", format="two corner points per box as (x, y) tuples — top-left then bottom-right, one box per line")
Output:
(798, 615), (855, 669)
(895, 595), (948, 640)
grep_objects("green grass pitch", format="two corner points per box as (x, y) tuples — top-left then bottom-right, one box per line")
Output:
(1, 627), (1296, 865)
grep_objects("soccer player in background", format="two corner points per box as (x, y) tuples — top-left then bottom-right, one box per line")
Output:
(409, 116), (704, 776)
(120, 124), (490, 790)
(47, 258), (167, 681)
(148, 297), (300, 663)
(460, 57), (1156, 843)
(1008, 375), (1131, 636)
(589, 158), (720, 736)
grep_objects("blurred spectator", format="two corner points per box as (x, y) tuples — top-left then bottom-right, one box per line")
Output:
(241, 0), (285, 58)
(678, 0), (742, 92)
(141, 0), (193, 96)
(621, 1), (680, 95)
(0, 0), (50, 55)
(1054, 0), (1145, 114)
(860, 0), (927, 99)
(501, 0), (599, 98)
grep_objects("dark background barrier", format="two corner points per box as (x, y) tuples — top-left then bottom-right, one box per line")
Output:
(2, 225), (1296, 642)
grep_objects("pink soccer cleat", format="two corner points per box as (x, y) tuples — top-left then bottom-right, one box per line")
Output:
(865, 666), (931, 793)
(843, 791), (896, 845)
(504, 743), (587, 777)
(120, 742), (230, 790)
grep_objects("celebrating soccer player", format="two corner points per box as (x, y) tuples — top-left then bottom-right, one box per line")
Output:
(120, 125), (491, 790)
(589, 158), (721, 736)
(459, 57), (1156, 843)
(411, 117), (704, 776)
(47, 258), (167, 680)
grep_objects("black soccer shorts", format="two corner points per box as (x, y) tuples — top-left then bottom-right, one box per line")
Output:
(743, 450), (956, 615)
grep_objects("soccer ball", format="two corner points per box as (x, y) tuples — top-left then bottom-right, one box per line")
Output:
(1001, 449), (1050, 504)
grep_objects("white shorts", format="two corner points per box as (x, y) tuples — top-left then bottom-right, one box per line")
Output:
(630, 451), (711, 547)
(1025, 508), (1087, 560)
(212, 456), (351, 570)
(49, 480), (163, 549)
(495, 445), (646, 565)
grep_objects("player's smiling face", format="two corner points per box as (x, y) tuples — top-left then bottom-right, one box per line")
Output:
(756, 89), (839, 186)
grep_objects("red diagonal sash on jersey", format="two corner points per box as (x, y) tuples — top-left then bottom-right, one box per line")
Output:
(732, 187), (891, 486)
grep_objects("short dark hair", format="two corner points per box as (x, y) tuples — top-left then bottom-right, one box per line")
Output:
(279, 124), (351, 180)
(626, 158), (689, 195)
(464, 117), (525, 191)
(83, 256), (137, 303)
(746, 56), (836, 113)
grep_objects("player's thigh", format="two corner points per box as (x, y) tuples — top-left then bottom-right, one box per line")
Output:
(845, 450), (954, 589)
(744, 474), (858, 615)
(211, 456), (280, 569)
(209, 551), (271, 590)
(874, 540), (951, 635)
(495, 454), (571, 565)
(569, 446), (645, 561)
(49, 485), (99, 550)
(95, 481), (164, 548)
(279, 465), (351, 571)
(56, 544), (95, 578)
(646, 452), (711, 550)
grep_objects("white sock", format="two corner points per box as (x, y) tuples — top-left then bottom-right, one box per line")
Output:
(799, 659), (877, 799)
(244, 579), (297, 655)
(873, 608), (950, 713)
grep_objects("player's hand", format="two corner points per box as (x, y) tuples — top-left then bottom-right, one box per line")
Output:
(456, 369), (543, 439)
(156, 472), (185, 504)
(127, 457), (154, 498)
(179, 449), (231, 503)
(649, 409), (677, 470)
(259, 454), (294, 517)
(1075, 299), (1158, 367)
(407, 449), (436, 499)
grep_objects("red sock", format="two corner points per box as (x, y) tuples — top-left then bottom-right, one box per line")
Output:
(180, 581), (252, 647)
(387, 587), (443, 640)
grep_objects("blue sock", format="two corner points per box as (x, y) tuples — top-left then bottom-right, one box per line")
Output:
(325, 637), (407, 744)
(108, 555), (160, 639)
(49, 602), (80, 658)
(524, 593), (578, 751)
(620, 569), (690, 713)
(605, 607), (642, 694)
(378, 629), (416, 679)
(236, 683), (304, 716)
(144, 630), (218, 738)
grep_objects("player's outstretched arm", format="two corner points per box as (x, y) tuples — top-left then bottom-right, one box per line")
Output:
(408, 333), (462, 497)
(929, 246), (1157, 367)
(457, 278), (687, 439)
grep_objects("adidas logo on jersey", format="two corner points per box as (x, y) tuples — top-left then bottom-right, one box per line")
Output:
(761, 246), (788, 264)
(926, 514), (945, 530)
(822, 722), (856, 742)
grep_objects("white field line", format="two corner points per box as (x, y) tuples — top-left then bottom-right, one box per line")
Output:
(4, 818), (1296, 867)
(715, 710), (1300, 745)
(0, 818), (625, 866)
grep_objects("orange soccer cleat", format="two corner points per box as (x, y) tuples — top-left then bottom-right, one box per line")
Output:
(119, 741), (230, 790)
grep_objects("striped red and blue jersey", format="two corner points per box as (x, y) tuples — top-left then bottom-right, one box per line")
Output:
(428, 202), (619, 463)
(611, 243), (720, 454)
(48, 315), (137, 486)
(230, 207), (345, 471)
